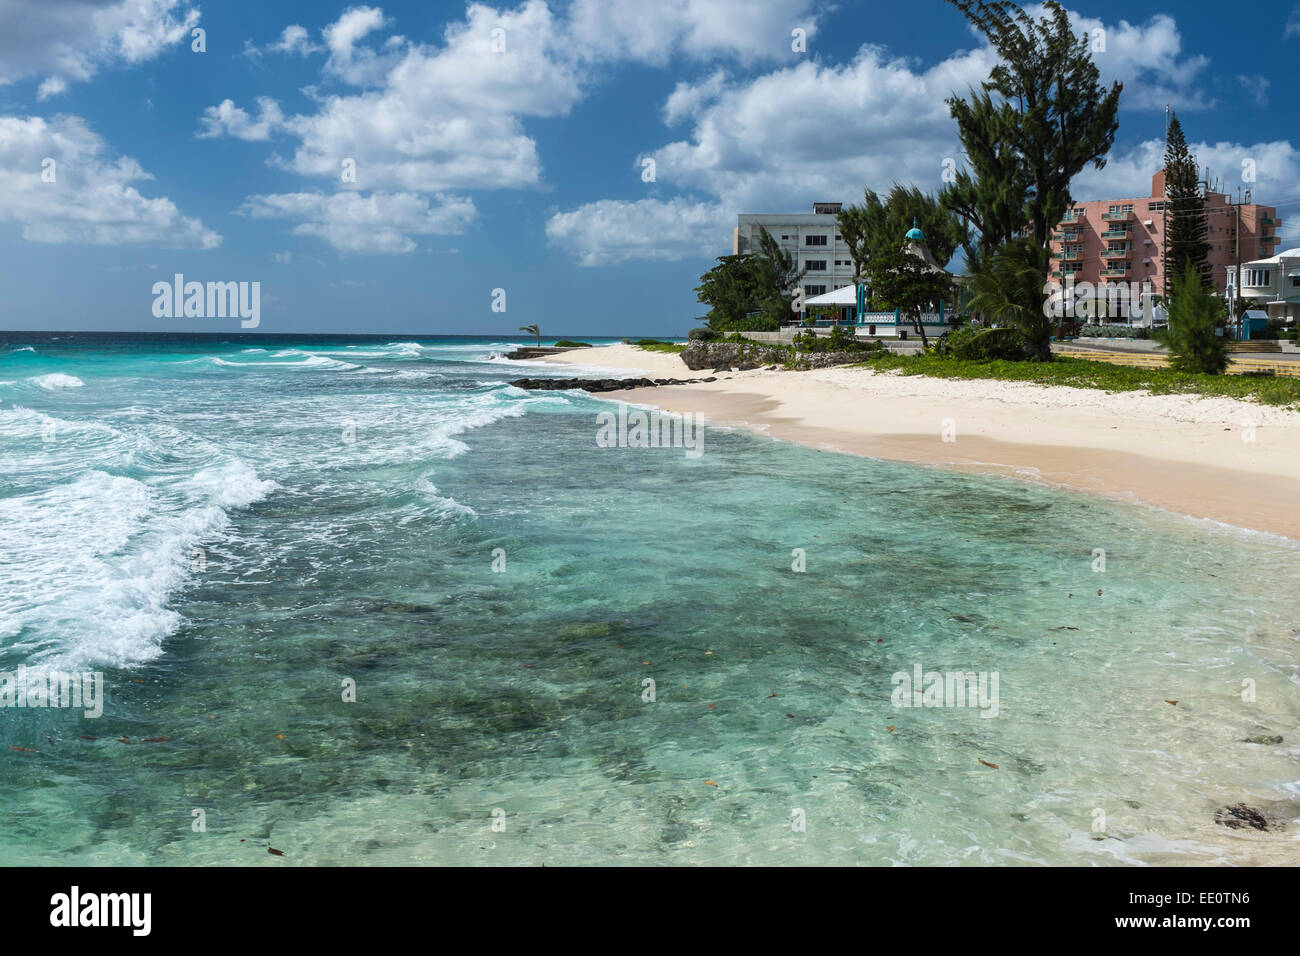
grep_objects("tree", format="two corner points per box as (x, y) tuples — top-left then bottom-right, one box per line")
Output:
(966, 239), (1054, 361)
(947, 1), (1121, 250)
(861, 247), (954, 349)
(752, 225), (805, 324)
(838, 185), (968, 282)
(940, 92), (1033, 267)
(519, 324), (540, 346)
(695, 254), (764, 330)
(1162, 113), (1210, 296)
(694, 227), (803, 332)
(1159, 264), (1227, 373)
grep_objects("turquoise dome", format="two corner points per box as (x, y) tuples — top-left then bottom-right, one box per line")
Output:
(905, 218), (925, 241)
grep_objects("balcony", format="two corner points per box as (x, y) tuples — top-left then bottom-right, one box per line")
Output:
(1101, 210), (1133, 221)
(1059, 212), (1085, 224)
(1262, 217), (1275, 225)
(1061, 250), (1082, 262)
(1100, 264), (1130, 277)
(1101, 229), (1130, 239)
(1101, 247), (1130, 259)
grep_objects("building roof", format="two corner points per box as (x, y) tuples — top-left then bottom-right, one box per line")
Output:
(804, 285), (860, 306)
(1244, 247), (1300, 267)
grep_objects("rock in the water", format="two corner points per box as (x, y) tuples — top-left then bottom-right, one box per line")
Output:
(1214, 803), (1271, 831)
(1242, 734), (1284, 745)
(509, 376), (702, 393)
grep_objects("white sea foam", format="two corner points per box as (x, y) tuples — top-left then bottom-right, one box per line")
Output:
(30, 373), (85, 389)
(213, 354), (358, 370)
(415, 477), (477, 518)
(0, 460), (277, 670)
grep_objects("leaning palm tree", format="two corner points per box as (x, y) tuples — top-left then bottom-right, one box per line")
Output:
(967, 239), (1054, 361)
(519, 324), (540, 346)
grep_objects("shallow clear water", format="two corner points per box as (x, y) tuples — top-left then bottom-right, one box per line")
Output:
(1, 332), (1297, 865)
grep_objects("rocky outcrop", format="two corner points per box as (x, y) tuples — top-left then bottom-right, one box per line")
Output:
(681, 340), (788, 371)
(509, 376), (714, 392)
(1214, 804), (1274, 831)
(681, 340), (871, 371)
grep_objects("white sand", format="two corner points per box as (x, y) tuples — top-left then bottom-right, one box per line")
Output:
(540, 344), (1300, 539)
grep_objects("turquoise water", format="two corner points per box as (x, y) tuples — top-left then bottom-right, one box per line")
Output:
(1, 333), (1297, 865)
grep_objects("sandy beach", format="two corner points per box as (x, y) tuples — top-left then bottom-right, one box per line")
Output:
(542, 344), (1300, 540)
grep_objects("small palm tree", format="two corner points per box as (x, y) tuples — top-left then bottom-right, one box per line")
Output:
(967, 240), (1054, 361)
(519, 324), (540, 346)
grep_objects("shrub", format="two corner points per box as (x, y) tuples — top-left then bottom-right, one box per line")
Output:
(938, 325), (1026, 360)
(552, 340), (592, 348)
(1079, 324), (1149, 339)
(687, 327), (719, 341)
(1157, 268), (1228, 374)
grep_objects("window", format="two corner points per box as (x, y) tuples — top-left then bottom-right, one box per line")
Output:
(1148, 201), (1166, 212)
(804, 260), (827, 271)
(805, 234), (828, 246)
(804, 285), (826, 296)
(781, 235), (790, 240)
(1246, 269), (1272, 287)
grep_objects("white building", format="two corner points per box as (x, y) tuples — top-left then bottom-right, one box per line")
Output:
(734, 202), (857, 302)
(1225, 247), (1300, 326)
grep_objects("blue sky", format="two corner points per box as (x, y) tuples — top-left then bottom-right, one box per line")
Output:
(1, 0), (1298, 336)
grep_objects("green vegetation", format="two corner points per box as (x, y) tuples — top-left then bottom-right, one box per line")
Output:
(1163, 113), (1211, 295)
(635, 341), (687, 354)
(965, 239), (1053, 360)
(694, 226), (803, 332)
(1079, 325), (1149, 339)
(1155, 268), (1228, 373)
(838, 185), (968, 278)
(850, 353), (1300, 407)
(945, 0), (1121, 251)
(518, 324), (541, 346)
(552, 340), (592, 348)
(861, 246), (955, 349)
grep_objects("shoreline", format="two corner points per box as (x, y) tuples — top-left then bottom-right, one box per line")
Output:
(539, 344), (1300, 541)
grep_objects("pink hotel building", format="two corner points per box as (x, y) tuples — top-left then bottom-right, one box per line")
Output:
(1048, 171), (1281, 317)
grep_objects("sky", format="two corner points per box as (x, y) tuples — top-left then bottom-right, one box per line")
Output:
(1, 0), (1298, 337)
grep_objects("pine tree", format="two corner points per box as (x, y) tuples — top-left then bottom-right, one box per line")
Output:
(1162, 113), (1211, 296)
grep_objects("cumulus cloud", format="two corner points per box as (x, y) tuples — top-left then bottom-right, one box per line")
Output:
(0, 113), (219, 247)
(197, 97), (286, 141)
(569, 0), (819, 65)
(237, 191), (476, 254)
(0, 0), (198, 98)
(545, 197), (729, 265)
(246, 24), (324, 58)
(1073, 139), (1300, 204)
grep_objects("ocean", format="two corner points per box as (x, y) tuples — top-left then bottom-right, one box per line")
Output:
(1, 332), (1297, 865)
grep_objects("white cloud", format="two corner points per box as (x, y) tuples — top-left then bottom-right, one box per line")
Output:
(1042, 9), (1212, 111)
(246, 24), (324, 58)
(545, 197), (728, 265)
(1074, 139), (1300, 204)
(237, 191), (476, 254)
(569, 0), (819, 65)
(197, 97), (286, 141)
(0, 0), (198, 98)
(1287, 4), (1300, 39)
(0, 113), (219, 247)
(663, 70), (729, 126)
